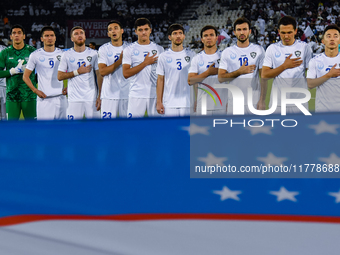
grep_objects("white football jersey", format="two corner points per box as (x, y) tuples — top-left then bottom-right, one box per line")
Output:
(307, 53), (340, 112)
(122, 41), (164, 98)
(0, 45), (6, 87)
(219, 43), (265, 105)
(263, 40), (312, 105)
(98, 42), (130, 100)
(26, 48), (64, 97)
(189, 50), (227, 111)
(156, 48), (195, 108)
(58, 47), (99, 102)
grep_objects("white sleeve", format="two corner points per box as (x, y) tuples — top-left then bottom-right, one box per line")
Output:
(26, 52), (36, 71)
(306, 58), (317, 79)
(158, 45), (164, 55)
(58, 52), (68, 72)
(219, 50), (228, 70)
(258, 47), (265, 69)
(93, 53), (99, 71)
(304, 44), (313, 69)
(98, 47), (107, 65)
(122, 46), (132, 65)
(188, 55), (199, 74)
(156, 54), (165, 76)
(262, 45), (273, 68)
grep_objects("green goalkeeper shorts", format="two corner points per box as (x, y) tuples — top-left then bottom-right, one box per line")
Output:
(6, 101), (37, 120)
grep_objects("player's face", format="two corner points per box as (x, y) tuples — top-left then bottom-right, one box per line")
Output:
(234, 23), (251, 43)
(108, 23), (124, 42)
(71, 29), (86, 47)
(322, 29), (340, 50)
(10, 28), (25, 45)
(278, 24), (297, 46)
(135, 24), (152, 42)
(41, 31), (56, 47)
(201, 29), (217, 48)
(169, 29), (185, 46)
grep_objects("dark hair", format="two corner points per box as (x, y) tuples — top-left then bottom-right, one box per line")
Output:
(107, 20), (123, 29)
(40, 26), (55, 37)
(233, 17), (251, 31)
(134, 18), (151, 30)
(322, 24), (340, 38)
(11, 24), (25, 35)
(200, 25), (218, 38)
(70, 26), (85, 36)
(89, 42), (96, 46)
(167, 24), (184, 36)
(278, 16), (297, 30)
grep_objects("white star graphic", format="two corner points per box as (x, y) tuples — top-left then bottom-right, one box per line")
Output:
(257, 152), (288, 166)
(270, 186), (299, 202)
(308, 120), (340, 135)
(318, 153), (340, 165)
(244, 122), (273, 135)
(213, 186), (242, 201)
(198, 152), (227, 166)
(328, 189), (340, 203)
(181, 124), (210, 135)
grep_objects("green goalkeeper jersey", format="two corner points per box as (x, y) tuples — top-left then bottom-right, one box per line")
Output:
(0, 44), (37, 102)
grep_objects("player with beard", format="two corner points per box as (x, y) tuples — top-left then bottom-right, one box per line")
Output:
(307, 25), (340, 112)
(122, 18), (164, 118)
(98, 20), (130, 119)
(218, 17), (265, 115)
(58, 26), (103, 120)
(23, 26), (67, 120)
(188, 25), (227, 115)
(156, 24), (195, 116)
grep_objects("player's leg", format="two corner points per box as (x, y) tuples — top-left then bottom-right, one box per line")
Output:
(36, 97), (56, 120)
(101, 99), (118, 119)
(147, 98), (160, 117)
(21, 100), (37, 120)
(84, 101), (100, 119)
(0, 87), (6, 120)
(6, 101), (21, 120)
(118, 99), (128, 118)
(55, 95), (68, 120)
(127, 98), (147, 118)
(179, 107), (190, 117)
(67, 102), (84, 120)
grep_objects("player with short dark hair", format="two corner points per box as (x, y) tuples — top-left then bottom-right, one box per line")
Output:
(0, 24), (37, 120)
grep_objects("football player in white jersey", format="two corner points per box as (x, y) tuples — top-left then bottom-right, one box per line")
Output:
(122, 18), (164, 118)
(307, 25), (340, 112)
(262, 16), (312, 114)
(58, 26), (103, 120)
(188, 25), (226, 115)
(218, 17), (265, 115)
(156, 24), (195, 117)
(98, 20), (129, 119)
(0, 44), (6, 120)
(23, 26), (67, 120)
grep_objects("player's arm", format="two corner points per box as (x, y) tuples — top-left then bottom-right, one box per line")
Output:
(261, 54), (303, 78)
(122, 52), (158, 79)
(156, 74), (165, 114)
(0, 59), (25, 78)
(57, 63), (92, 81)
(95, 69), (103, 111)
(257, 69), (267, 110)
(98, 51), (123, 76)
(188, 64), (218, 85)
(218, 60), (255, 83)
(23, 68), (46, 98)
(307, 64), (340, 89)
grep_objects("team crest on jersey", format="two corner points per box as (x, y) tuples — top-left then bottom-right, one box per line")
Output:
(87, 56), (92, 62)
(250, 52), (257, 59)
(56, 55), (61, 61)
(295, 51), (301, 57)
(230, 53), (236, 60)
(185, 56), (190, 62)
(199, 60), (204, 66)
(152, 50), (157, 55)
(39, 56), (45, 62)
(317, 63), (324, 70)
(166, 57), (172, 63)
(275, 52), (281, 58)
(217, 59), (220, 64)
(107, 51), (113, 57)
(25, 57), (29, 62)
(133, 49), (139, 56)
(69, 57), (75, 63)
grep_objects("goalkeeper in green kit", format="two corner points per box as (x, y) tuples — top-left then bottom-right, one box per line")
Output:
(0, 25), (37, 120)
